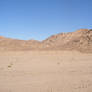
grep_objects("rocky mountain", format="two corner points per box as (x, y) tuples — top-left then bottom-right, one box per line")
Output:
(42, 29), (92, 52)
(0, 29), (92, 52)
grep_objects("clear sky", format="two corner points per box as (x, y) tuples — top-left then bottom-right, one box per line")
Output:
(0, 0), (92, 40)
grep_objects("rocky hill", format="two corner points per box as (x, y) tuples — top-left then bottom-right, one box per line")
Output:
(0, 37), (41, 51)
(0, 29), (92, 52)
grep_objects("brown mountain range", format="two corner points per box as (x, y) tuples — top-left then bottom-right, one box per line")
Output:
(0, 29), (92, 52)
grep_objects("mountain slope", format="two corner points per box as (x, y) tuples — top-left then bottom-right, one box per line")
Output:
(42, 29), (92, 52)
(0, 37), (41, 50)
(0, 29), (92, 52)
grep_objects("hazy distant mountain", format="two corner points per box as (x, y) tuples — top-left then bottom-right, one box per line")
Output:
(0, 29), (92, 52)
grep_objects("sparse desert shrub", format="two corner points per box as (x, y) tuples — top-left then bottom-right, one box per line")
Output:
(8, 63), (13, 68)
(8, 65), (12, 68)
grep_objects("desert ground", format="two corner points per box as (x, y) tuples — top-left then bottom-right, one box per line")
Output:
(0, 51), (92, 92)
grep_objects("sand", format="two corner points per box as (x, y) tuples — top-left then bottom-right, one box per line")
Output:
(0, 51), (92, 92)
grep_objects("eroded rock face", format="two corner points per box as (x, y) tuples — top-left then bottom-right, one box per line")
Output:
(41, 29), (92, 52)
(0, 29), (92, 52)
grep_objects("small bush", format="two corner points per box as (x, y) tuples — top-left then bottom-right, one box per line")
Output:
(8, 65), (12, 68)
(8, 63), (13, 68)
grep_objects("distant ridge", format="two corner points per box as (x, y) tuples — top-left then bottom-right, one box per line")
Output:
(0, 29), (92, 53)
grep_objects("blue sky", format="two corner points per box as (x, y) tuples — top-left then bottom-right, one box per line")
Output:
(0, 0), (92, 40)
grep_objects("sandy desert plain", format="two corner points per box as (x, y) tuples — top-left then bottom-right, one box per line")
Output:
(0, 50), (92, 92)
(0, 29), (92, 92)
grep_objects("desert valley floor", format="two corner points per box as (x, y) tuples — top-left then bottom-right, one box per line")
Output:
(0, 51), (92, 92)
